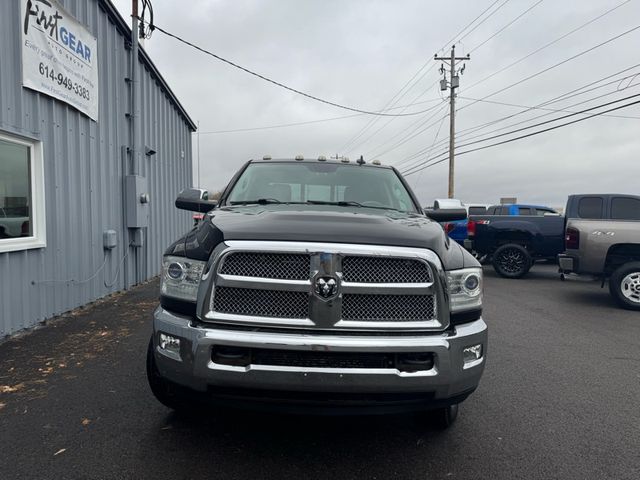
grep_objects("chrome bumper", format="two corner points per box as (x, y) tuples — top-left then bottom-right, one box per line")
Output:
(152, 306), (487, 401)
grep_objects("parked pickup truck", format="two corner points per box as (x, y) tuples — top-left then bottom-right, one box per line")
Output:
(445, 203), (557, 247)
(147, 157), (488, 427)
(466, 212), (564, 278)
(558, 194), (640, 310)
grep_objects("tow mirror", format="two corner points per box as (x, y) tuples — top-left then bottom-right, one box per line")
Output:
(175, 188), (217, 212)
(425, 208), (467, 222)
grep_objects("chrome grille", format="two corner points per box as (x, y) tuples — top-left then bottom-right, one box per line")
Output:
(213, 287), (308, 319)
(342, 294), (436, 321)
(342, 256), (432, 283)
(219, 252), (310, 280)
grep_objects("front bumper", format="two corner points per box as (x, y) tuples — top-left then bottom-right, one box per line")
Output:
(152, 307), (487, 408)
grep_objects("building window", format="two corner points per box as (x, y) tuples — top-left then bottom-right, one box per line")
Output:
(0, 132), (46, 253)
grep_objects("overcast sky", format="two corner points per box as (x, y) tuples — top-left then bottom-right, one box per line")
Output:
(113, 0), (640, 209)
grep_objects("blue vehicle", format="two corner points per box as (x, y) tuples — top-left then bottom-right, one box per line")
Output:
(446, 203), (558, 246)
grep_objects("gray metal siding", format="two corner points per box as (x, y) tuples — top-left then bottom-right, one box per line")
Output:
(0, 0), (194, 336)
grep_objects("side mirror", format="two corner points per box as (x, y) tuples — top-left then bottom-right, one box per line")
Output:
(175, 188), (217, 212)
(425, 208), (467, 222)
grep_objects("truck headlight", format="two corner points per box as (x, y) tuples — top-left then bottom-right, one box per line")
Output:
(161, 255), (205, 302)
(446, 267), (482, 312)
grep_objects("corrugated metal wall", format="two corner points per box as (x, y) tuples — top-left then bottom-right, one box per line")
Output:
(0, 0), (194, 336)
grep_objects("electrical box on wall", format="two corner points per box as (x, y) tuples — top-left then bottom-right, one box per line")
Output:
(125, 175), (149, 228)
(103, 229), (117, 250)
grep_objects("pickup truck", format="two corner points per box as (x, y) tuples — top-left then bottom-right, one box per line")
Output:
(147, 157), (488, 427)
(467, 212), (565, 278)
(558, 194), (640, 310)
(445, 204), (557, 247)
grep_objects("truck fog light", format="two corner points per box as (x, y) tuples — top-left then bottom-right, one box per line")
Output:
(159, 333), (181, 356)
(463, 344), (483, 366)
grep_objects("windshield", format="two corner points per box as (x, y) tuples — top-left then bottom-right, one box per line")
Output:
(225, 162), (419, 213)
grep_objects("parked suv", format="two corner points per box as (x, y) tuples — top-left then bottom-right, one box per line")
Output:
(147, 157), (488, 427)
(559, 194), (640, 310)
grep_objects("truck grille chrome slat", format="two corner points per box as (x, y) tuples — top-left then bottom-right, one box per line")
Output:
(342, 256), (432, 283)
(341, 294), (436, 321)
(205, 242), (446, 331)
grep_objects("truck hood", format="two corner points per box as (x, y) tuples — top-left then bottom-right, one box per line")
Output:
(167, 205), (474, 270)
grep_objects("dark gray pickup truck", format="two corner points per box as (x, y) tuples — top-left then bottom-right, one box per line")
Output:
(147, 157), (488, 427)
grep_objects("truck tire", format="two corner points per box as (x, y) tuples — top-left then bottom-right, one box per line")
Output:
(146, 337), (189, 411)
(609, 262), (640, 311)
(431, 404), (459, 429)
(492, 243), (532, 278)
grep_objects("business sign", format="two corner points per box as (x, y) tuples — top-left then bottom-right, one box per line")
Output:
(21, 0), (99, 120)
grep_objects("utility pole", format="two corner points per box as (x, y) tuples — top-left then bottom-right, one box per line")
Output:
(434, 46), (469, 198)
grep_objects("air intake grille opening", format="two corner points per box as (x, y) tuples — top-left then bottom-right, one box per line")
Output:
(342, 256), (431, 283)
(213, 287), (309, 319)
(342, 294), (436, 321)
(220, 252), (310, 280)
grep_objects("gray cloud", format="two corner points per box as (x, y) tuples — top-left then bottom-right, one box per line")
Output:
(113, 0), (640, 208)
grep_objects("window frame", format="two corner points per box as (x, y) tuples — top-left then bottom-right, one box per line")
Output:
(0, 131), (46, 253)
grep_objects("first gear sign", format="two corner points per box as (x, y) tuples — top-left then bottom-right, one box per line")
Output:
(21, 0), (99, 121)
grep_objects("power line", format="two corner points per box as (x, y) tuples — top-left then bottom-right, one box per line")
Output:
(196, 97), (445, 135)
(438, 0), (505, 53)
(458, 91), (640, 119)
(464, 0), (631, 92)
(455, 0), (512, 45)
(458, 23), (640, 113)
(146, 22), (443, 117)
(338, 0), (511, 154)
(400, 79), (640, 172)
(343, 80), (442, 155)
(399, 65), (640, 161)
(367, 104), (450, 159)
(396, 7), (638, 159)
(400, 80), (640, 174)
(402, 98), (640, 176)
(468, 0), (544, 54)
(455, 92), (640, 150)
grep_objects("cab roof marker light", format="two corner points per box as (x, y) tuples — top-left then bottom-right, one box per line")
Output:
(262, 155), (271, 160)
(318, 155), (327, 161)
(372, 159), (381, 165)
(295, 155), (304, 161)
(341, 157), (350, 163)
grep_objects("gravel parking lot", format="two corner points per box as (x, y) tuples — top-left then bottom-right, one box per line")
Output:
(1, 264), (638, 480)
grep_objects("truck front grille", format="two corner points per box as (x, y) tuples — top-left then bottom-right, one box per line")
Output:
(342, 294), (436, 321)
(213, 287), (309, 319)
(206, 243), (445, 331)
(219, 252), (310, 280)
(342, 256), (432, 283)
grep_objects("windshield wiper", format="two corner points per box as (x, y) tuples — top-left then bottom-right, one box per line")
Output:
(229, 198), (284, 205)
(305, 200), (363, 207)
(305, 200), (403, 212)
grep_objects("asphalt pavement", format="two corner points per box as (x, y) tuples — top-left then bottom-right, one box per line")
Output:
(1, 264), (639, 480)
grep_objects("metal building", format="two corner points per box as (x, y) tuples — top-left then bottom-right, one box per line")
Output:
(0, 0), (196, 336)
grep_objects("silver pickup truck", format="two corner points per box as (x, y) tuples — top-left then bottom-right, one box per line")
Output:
(147, 158), (488, 427)
(558, 194), (640, 310)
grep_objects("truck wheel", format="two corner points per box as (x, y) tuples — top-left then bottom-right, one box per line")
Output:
(492, 244), (532, 278)
(431, 404), (459, 429)
(146, 337), (188, 411)
(609, 262), (640, 311)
